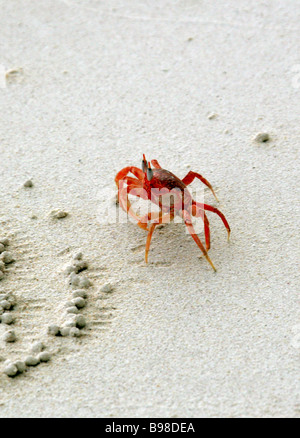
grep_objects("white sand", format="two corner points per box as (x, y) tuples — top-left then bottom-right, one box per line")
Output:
(0, 0), (299, 417)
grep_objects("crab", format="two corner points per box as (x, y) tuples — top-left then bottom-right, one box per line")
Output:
(115, 155), (230, 271)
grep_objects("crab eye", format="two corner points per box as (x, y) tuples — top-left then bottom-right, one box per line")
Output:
(142, 160), (147, 173)
(147, 167), (153, 181)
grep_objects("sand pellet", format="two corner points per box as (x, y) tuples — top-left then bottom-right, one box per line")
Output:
(69, 327), (81, 337)
(64, 320), (76, 328)
(101, 283), (113, 293)
(31, 341), (45, 353)
(3, 330), (16, 343)
(25, 356), (40, 366)
(14, 360), (26, 373)
(64, 260), (88, 275)
(5, 67), (24, 84)
(254, 132), (270, 143)
(1, 313), (14, 325)
(208, 113), (218, 120)
(74, 260), (88, 273)
(0, 252), (15, 264)
(60, 327), (71, 337)
(64, 264), (76, 275)
(78, 277), (91, 288)
(0, 271), (4, 280)
(74, 315), (86, 329)
(73, 252), (83, 261)
(66, 306), (79, 314)
(0, 238), (9, 246)
(72, 297), (86, 309)
(72, 289), (87, 299)
(37, 351), (51, 362)
(48, 324), (60, 336)
(69, 273), (91, 288)
(4, 363), (18, 377)
(0, 294), (16, 309)
(23, 179), (33, 188)
(6, 294), (16, 307)
(52, 210), (69, 219)
(0, 300), (12, 310)
(0, 243), (5, 253)
(0, 261), (5, 270)
(69, 273), (80, 287)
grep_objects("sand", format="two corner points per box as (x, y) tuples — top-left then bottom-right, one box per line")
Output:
(0, 0), (299, 417)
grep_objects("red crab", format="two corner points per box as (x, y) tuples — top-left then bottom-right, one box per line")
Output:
(115, 155), (230, 271)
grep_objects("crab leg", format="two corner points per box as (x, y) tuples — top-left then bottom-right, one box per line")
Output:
(120, 177), (148, 200)
(115, 166), (144, 185)
(181, 171), (219, 202)
(192, 204), (211, 251)
(151, 159), (162, 169)
(115, 166), (146, 224)
(193, 201), (230, 240)
(118, 175), (148, 222)
(116, 175), (150, 230)
(182, 210), (216, 271)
